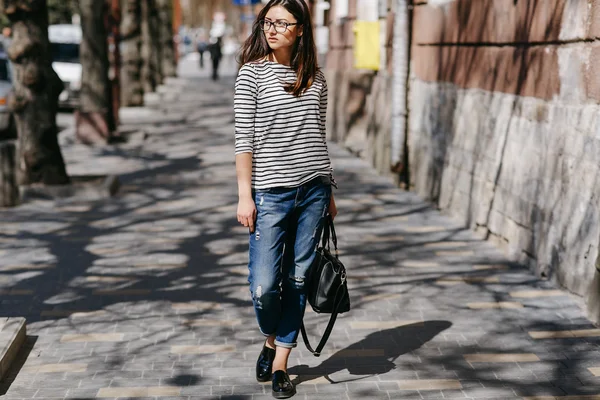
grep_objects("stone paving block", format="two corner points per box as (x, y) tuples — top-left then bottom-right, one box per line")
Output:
(401, 260), (441, 268)
(462, 386), (517, 398)
(523, 397), (600, 400)
(96, 370), (145, 379)
(185, 319), (242, 328)
(60, 333), (124, 343)
(510, 290), (566, 298)
(174, 385), (212, 396)
(472, 264), (511, 271)
(467, 302), (524, 309)
(172, 345), (236, 354)
(347, 391), (390, 400)
(2, 389), (39, 398)
(25, 363), (88, 373)
(32, 388), (69, 398)
(310, 392), (349, 399)
(417, 389), (444, 399)
(436, 276), (500, 285)
(29, 377), (79, 389)
(386, 390), (423, 399)
(394, 379), (462, 390)
(201, 367), (252, 378)
(435, 250), (476, 257)
(512, 384), (568, 397)
(210, 385), (234, 396)
(440, 389), (470, 398)
(529, 330), (600, 339)
(97, 386), (181, 397)
(185, 397), (220, 400)
(464, 353), (540, 363)
(349, 320), (424, 330)
(231, 384), (265, 395)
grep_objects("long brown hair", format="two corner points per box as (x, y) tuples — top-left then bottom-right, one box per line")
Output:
(238, 0), (318, 97)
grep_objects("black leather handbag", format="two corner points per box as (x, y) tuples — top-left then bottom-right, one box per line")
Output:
(301, 215), (350, 356)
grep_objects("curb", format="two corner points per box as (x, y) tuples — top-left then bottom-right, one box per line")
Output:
(0, 318), (26, 381)
(20, 175), (120, 202)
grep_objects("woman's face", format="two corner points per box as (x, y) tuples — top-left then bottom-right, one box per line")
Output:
(263, 5), (302, 52)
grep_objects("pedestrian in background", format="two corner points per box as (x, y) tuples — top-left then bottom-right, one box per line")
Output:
(196, 38), (207, 69)
(234, 0), (337, 398)
(209, 36), (222, 80)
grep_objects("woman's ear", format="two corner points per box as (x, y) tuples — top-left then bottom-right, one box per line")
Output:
(297, 25), (303, 37)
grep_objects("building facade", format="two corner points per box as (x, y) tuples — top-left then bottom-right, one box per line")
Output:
(323, 0), (600, 322)
(317, 0), (396, 177)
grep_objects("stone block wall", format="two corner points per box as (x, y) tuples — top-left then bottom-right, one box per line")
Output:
(408, 0), (600, 320)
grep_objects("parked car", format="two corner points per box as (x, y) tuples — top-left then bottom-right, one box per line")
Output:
(48, 24), (82, 108)
(0, 49), (15, 139)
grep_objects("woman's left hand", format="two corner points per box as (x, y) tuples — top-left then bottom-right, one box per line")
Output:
(329, 193), (338, 220)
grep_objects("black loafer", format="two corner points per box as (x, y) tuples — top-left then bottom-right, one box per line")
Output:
(256, 344), (276, 382)
(272, 370), (296, 399)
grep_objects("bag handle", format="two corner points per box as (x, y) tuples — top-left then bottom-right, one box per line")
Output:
(329, 216), (338, 254)
(321, 215), (330, 250)
(300, 283), (347, 357)
(320, 215), (338, 254)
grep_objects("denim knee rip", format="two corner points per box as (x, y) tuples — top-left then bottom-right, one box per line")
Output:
(252, 284), (280, 310)
(254, 285), (263, 308)
(288, 275), (305, 290)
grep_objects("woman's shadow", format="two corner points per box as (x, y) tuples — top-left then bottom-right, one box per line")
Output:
(288, 320), (452, 384)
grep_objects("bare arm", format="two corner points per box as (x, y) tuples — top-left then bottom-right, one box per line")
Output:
(329, 192), (337, 220)
(236, 153), (256, 232)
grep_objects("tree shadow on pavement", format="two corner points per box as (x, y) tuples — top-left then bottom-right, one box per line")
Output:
(0, 73), (597, 399)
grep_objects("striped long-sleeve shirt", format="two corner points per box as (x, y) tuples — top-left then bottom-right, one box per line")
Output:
(234, 60), (332, 190)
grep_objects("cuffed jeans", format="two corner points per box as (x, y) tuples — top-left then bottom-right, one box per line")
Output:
(248, 177), (331, 348)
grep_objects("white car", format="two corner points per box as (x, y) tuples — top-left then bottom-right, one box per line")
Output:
(48, 24), (82, 108)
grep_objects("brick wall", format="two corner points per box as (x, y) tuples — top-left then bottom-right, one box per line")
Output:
(408, 0), (600, 320)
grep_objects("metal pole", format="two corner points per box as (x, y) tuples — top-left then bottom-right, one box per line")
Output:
(390, 0), (410, 183)
(110, 0), (121, 129)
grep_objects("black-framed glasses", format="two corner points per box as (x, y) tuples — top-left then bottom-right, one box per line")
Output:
(260, 20), (298, 33)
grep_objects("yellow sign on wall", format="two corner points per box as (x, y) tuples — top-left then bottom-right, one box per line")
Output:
(354, 21), (380, 71)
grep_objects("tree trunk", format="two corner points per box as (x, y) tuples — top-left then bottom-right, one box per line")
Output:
(4, 0), (69, 185)
(120, 0), (143, 107)
(156, 0), (176, 80)
(0, 140), (18, 207)
(140, 0), (160, 93)
(76, 0), (115, 145)
(588, 255), (600, 324)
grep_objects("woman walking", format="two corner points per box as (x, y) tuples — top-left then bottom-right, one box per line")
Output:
(234, 0), (337, 398)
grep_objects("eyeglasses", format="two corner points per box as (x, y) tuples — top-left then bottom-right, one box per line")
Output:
(260, 20), (298, 33)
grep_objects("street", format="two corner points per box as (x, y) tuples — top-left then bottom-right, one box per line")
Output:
(0, 65), (599, 400)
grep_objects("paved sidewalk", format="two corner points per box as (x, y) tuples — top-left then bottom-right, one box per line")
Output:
(0, 70), (599, 400)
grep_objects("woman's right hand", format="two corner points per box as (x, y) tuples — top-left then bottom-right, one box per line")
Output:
(237, 196), (257, 233)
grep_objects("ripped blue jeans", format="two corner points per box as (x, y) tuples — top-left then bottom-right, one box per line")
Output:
(248, 177), (331, 348)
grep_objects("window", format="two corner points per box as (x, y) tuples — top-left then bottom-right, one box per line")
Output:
(0, 59), (10, 82)
(50, 43), (80, 63)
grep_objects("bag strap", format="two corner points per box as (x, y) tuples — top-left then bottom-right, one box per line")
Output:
(300, 283), (347, 357)
(329, 216), (338, 254)
(301, 314), (338, 357)
(320, 215), (337, 252)
(321, 215), (330, 250)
